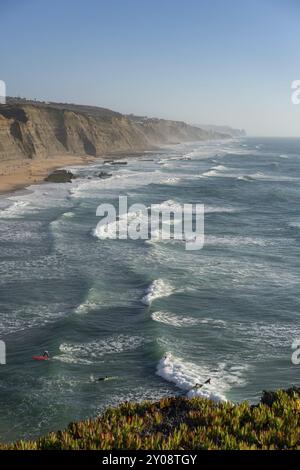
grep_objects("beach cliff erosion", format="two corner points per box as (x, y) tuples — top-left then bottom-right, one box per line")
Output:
(0, 98), (229, 193)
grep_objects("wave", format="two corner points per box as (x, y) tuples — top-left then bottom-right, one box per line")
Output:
(205, 235), (274, 247)
(288, 221), (300, 229)
(160, 177), (181, 185)
(205, 205), (237, 213)
(156, 353), (247, 402)
(62, 211), (75, 218)
(151, 311), (226, 328)
(141, 279), (174, 305)
(151, 199), (183, 215)
(0, 200), (30, 218)
(241, 172), (299, 182)
(211, 165), (228, 171)
(202, 164), (230, 178)
(93, 198), (202, 242)
(152, 199), (203, 215)
(202, 169), (219, 177)
(203, 167), (298, 183)
(75, 287), (103, 314)
(0, 302), (71, 335)
(54, 335), (145, 364)
(93, 208), (149, 240)
(70, 170), (162, 199)
(237, 175), (255, 181)
(0, 182), (72, 219)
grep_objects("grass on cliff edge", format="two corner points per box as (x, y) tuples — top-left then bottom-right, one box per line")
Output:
(1, 389), (300, 450)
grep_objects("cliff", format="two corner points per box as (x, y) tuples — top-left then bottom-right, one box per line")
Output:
(0, 99), (229, 163)
(195, 123), (246, 138)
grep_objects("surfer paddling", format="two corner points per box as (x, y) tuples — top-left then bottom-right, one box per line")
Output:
(97, 376), (109, 382)
(94, 375), (118, 382)
(32, 351), (50, 361)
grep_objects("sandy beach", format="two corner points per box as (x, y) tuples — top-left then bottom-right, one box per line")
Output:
(0, 155), (97, 195)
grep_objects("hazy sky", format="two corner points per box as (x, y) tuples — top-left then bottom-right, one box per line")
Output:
(1, 0), (299, 136)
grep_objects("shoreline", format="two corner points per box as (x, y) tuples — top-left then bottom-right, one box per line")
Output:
(0, 148), (159, 197)
(0, 138), (229, 197)
(0, 154), (99, 196)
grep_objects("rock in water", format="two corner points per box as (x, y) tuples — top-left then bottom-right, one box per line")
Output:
(44, 169), (76, 183)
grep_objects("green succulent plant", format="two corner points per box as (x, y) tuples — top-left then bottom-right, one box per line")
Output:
(1, 390), (300, 450)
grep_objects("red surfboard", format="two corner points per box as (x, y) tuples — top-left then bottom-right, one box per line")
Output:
(32, 356), (49, 361)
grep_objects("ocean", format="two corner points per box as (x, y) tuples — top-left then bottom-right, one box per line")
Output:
(0, 137), (300, 441)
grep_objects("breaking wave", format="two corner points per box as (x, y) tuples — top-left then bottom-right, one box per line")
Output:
(156, 353), (247, 402)
(141, 279), (174, 306)
(151, 311), (226, 328)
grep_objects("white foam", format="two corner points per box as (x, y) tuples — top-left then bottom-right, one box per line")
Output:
(152, 199), (203, 215)
(202, 169), (219, 177)
(0, 181), (72, 219)
(54, 335), (145, 364)
(211, 165), (228, 171)
(205, 235), (273, 247)
(93, 208), (149, 240)
(62, 211), (75, 218)
(289, 221), (300, 229)
(237, 175), (255, 181)
(151, 311), (226, 327)
(141, 279), (174, 305)
(244, 172), (299, 182)
(0, 200), (30, 218)
(93, 199), (202, 242)
(0, 303), (68, 335)
(205, 205), (237, 213)
(156, 353), (246, 402)
(160, 177), (181, 185)
(75, 287), (102, 314)
(70, 170), (162, 199)
(75, 300), (99, 315)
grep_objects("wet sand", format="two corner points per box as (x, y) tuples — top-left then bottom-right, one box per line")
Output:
(0, 155), (97, 194)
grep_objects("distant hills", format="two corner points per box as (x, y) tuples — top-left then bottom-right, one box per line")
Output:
(194, 124), (246, 138)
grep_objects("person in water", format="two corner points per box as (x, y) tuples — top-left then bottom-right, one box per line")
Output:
(43, 351), (49, 359)
(190, 378), (211, 391)
(97, 376), (109, 382)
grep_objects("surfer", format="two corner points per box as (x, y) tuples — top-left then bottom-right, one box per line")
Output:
(190, 378), (211, 391)
(97, 376), (109, 382)
(43, 351), (50, 359)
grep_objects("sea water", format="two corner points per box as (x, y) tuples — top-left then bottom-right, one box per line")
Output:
(1, 137), (300, 441)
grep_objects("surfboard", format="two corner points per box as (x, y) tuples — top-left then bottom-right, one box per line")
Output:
(32, 356), (49, 361)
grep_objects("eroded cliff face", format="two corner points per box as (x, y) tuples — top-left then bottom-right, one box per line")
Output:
(0, 101), (228, 162)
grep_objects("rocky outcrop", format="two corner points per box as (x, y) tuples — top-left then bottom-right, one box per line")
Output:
(44, 169), (76, 183)
(0, 99), (229, 163)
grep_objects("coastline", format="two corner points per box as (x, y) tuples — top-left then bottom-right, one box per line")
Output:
(0, 147), (159, 197)
(0, 154), (98, 196)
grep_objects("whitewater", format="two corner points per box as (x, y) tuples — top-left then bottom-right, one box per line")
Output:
(0, 137), (300, 441)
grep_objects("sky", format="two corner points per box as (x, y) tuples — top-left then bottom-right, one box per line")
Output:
(0, 0), (299, 136)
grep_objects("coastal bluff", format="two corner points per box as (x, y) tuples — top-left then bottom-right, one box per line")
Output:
(0, 98), (229, 162)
